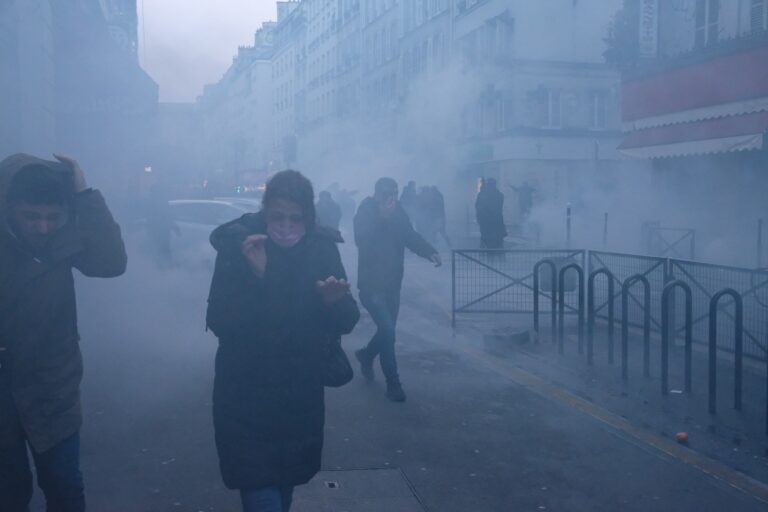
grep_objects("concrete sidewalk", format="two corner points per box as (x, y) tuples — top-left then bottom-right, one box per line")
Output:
(311, 287), (768, 511)
(29, 245), (768, 511)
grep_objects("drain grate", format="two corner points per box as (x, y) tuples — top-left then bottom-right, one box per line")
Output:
(292, 468), (426, 512)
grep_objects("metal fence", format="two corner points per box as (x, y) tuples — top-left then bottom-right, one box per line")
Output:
(644, 223), (696, 260)
(452, 248), (768, 360)
(588, 251), (668, 334)
(451, 249), (585, 327)
(668, 260), (768, 360)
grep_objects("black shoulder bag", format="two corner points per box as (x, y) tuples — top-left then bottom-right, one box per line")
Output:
(323, 337), (353, 388)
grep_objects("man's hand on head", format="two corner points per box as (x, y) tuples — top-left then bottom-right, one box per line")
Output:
(53, 154), (87, 193)
(430, 254), (442, 267)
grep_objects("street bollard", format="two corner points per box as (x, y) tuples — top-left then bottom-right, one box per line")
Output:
(558, 263), (584, 356)
(621, 274), (651, 380)
(661, 280), (693, 396)
(587, 268), (615, 366)
(533, 259), (558, 343)
(708, 289), (744, 414)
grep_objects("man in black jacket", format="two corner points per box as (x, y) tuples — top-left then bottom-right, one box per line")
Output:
(475, 178), (506, 249)
(0, 154), (127, 512)
(353, 177), (441, 402)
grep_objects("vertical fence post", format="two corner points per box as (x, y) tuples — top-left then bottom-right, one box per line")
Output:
(558, 263), (584, 356)
(451, 250), (456, 329)
(708, 289), (744, 414)
(661, 280), (692, 396)
(621, 275), (651, 380)
(603, 213), (608, 249)
(587, 269), (614, 367)
(566, 204), (572, 248)
(533, 260), (557, 343)
(758, 218), (764, 268)
(690, 230), (696, 261)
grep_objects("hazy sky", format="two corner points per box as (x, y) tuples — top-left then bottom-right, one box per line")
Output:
(139, 1), (276, 103)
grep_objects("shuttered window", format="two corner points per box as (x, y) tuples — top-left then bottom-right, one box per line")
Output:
(695, 0), (720, 47)
(752, 0), (767, 33)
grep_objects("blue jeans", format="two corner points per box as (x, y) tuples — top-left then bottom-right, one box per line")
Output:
(0, 431), (85, 512)
(240, 486), (294, 512)
(359, 288), (401, 384)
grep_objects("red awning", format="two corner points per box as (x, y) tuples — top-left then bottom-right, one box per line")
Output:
(623, 46), (768, 123)
(619, 110), (768, 158)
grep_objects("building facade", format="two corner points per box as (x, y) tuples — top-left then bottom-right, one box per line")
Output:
(615, 0), (768, 264)
(452, 0), (624, 232)
(0, 0), (57, 158)
(0, 0), (158, 187)
(200, 0), (625, 238)
(199, 22), (277, 174)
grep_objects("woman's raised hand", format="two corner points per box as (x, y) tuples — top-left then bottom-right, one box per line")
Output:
(316, 276), (351, 306)
(242, 234), (268, 278)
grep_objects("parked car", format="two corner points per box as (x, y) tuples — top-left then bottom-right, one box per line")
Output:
(168, 199), (254, 269)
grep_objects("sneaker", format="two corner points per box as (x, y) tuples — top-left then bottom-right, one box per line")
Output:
(355, 349), (374, 381)
(386, 382), (407, 403)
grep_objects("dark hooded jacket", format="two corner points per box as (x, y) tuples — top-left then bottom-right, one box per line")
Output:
(353, 197), (437, 293)
(475, 183), (507, 244)
(0, 154), (127, 453)
(206, 212), (359, 490)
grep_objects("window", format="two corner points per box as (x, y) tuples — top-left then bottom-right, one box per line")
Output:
(589, 91), (608, 130)
(383, 27), (389, 60)
(545, 90), (561, 128)
(390, 21), (398, 57)
(695, 0), (720, 47)
(499, 92), (515, 132)
(752, 0), (768, 33)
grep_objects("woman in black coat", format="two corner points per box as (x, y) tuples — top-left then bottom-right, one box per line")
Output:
(206, 170), (360, 512)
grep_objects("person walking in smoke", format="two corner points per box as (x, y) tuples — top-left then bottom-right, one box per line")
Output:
(430, 185), (450, 247)
(510, 181), (535, 222)
(206, 170), (359, 512)
(399, 180), (417, 219)
(353, 177), (442, 402)
(475, 178), (507, 249)
(315, 190), (342, 231)
(145, 181), (179, 268)
(0, 154), (127, 512)
(416, 186), (449, 247)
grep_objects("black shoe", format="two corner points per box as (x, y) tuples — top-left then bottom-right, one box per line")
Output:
(355, 349), (374, 381)
(386, 382), (407, 402)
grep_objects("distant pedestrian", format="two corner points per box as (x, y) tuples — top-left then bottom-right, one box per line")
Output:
(431, 186), (450, 247)
(353, 177), (441, 402)
(400, 180), (417, 219)
(475, 178), (507, 249)
(511, 181), (535, 221)
(145, 182), (179, 267)
(328, 182), (357, 230)
(414, 186), (431, 241)
(315, 190), (342, 230)
(207, 170), (360, 512)
(0, 153), (127, 512)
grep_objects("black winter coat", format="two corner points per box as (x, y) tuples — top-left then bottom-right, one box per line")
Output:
(475, 187), (507, 241)
(206, 213), (359, 490)
(353, 197), (436, 294)
(0, 154), (127, 453)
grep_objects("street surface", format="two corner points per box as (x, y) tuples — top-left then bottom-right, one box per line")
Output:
(29, 240), (768, 511)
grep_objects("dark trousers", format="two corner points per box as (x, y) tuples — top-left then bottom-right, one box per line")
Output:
(359, 288), (401, 384)
(240, 486), (294, 512)
(0, 431), (85, 512)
